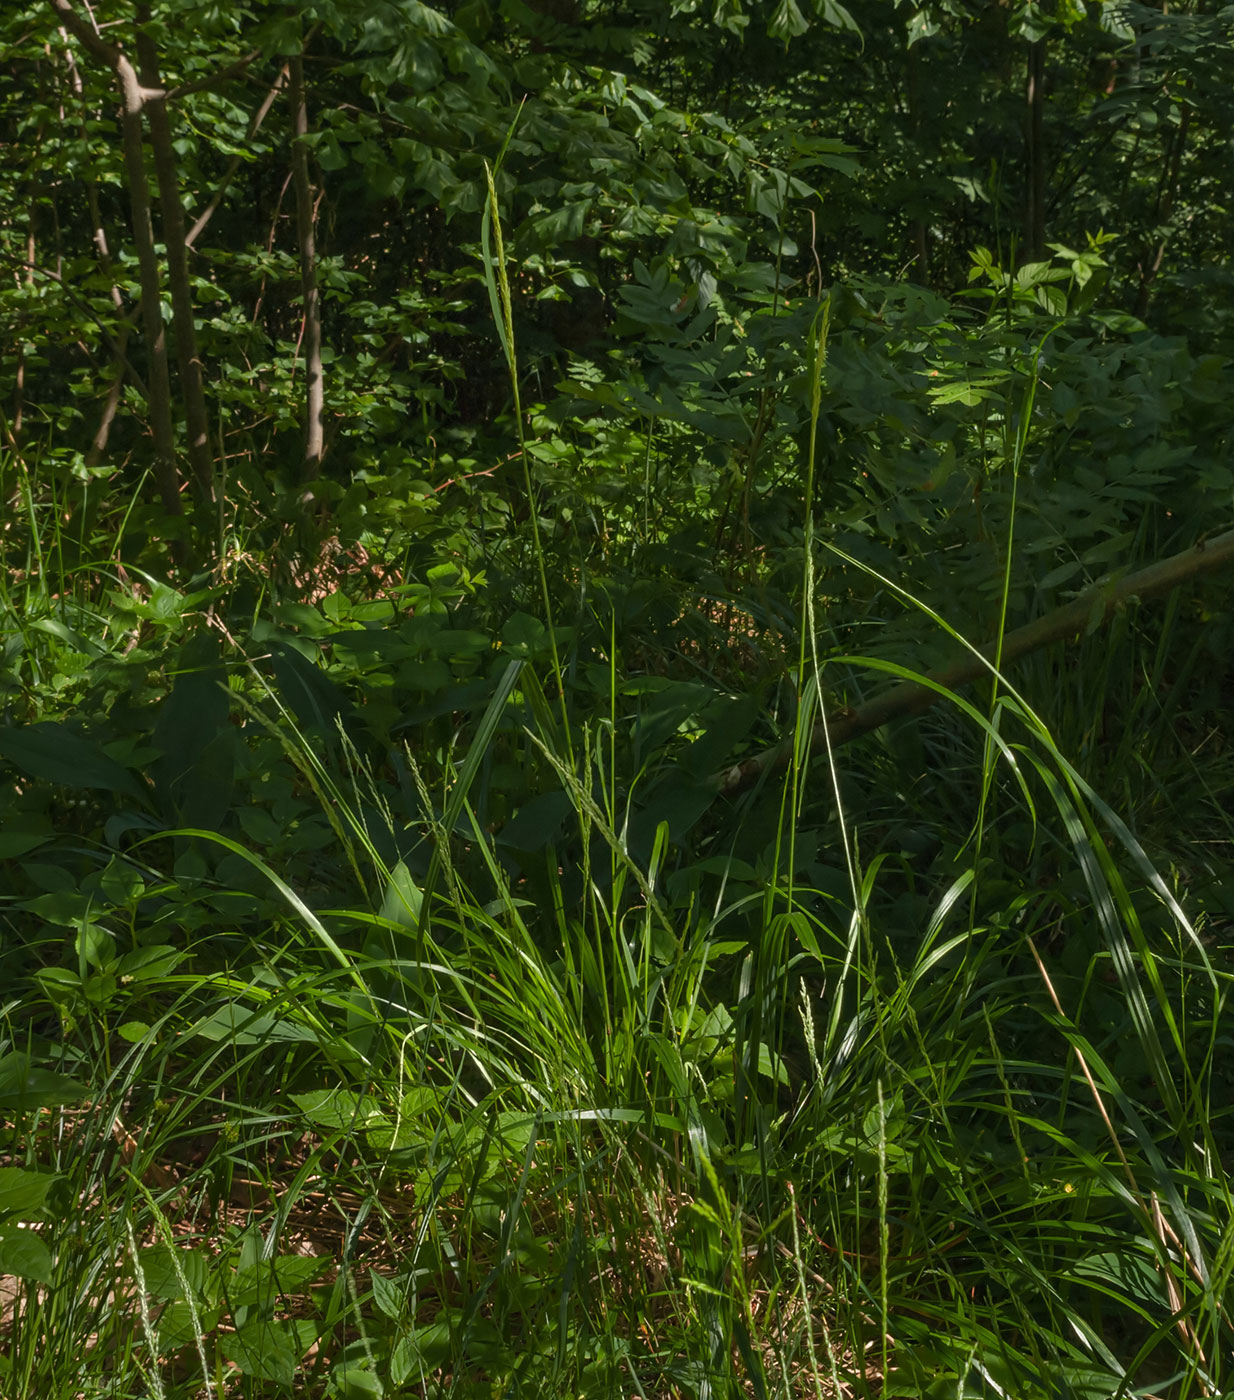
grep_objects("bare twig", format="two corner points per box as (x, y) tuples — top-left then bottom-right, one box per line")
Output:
(185, 62), (290, 248)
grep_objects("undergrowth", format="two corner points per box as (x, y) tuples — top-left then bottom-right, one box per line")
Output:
(2, 192), (1233, 1400)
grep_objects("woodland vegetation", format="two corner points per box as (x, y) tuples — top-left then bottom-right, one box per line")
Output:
(1, 0), (1232, 1395)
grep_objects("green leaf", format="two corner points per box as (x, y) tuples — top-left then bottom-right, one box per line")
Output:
(21, 890), (91, 926)
(0, 1167), (67, 1222)
(815, 0), (859, 32)
(77, 922), (115, 970)
(378, 860), (423, 930)
(150, 632), (236, 828)
(29, 616), (105, 657)
(231, 1255), (331, 1309)
(392, 1319), (452, 1373)
(190, 1001), (318, 1046)
(0, 1053), (89, 1110)
(219, 1318), (300, 1386)
(269, 641), (357, 743)
(156, 1298), (223, 1352)
(98, 858), (145, 906)
(0, 831), (51, 859)
(0, 1226), (53, 1283)
(769, 0), (809, 40)
(291, 1088), (384, 1130)
(139, 1243), (215, 1302)
(115, 944), (183, 982)
(369, 1269), (404, 1322)
(332, 1362), (385, 1398)
(0, 722), (143, 796)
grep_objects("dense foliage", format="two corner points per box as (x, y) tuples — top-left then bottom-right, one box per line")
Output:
(1, 0), (1232, 1396)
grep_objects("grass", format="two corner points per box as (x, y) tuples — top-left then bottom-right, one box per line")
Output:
(2, 586), (1232, 1398)
(2, 203), (1232, 1400)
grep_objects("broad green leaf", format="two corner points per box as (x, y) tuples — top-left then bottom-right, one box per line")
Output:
(0, 831), (50, 858)
(378, 860), (423, 929)
(0, 723), (143, 796)
(0, 1053), (89, 1110)
(219, 1318), (300, 1386)
(0, 1167), (67, 1222)
(139, 1244), (215, 1302)
(190, 1002), (317, 1046)
(0, 1226), (53, 1283)
(291, 1087), (384, 1130)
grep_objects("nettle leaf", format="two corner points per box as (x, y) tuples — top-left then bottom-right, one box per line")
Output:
(139, 1243), (216, 1302)
(391, 1319), (453, 1377)
(231, 1254), (331, 1310)
(115, 944), (184, 982)
(190, 1002), (318, 1046)
(370, 1268), (405, 1321)
(331, 1362), (384, 1398)
(815, 0), (860, 33)
(927, 375), (1008, 407)
(524, 200), (591, 246)
(311, 129), (348, 171)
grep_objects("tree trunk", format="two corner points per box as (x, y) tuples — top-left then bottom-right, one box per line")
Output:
(84, 185), (133, 468)
(47, 0), (183, 519)
(288, 54), (324, 483)
(116, 51), (182, 519)
(136, 7), (215, 509)
(1134, 101), (1191, 322)
(186, 62), (289, 250)
(1024, 38), (1046, 262)
(12, 206), (36, 443)
(60, 32), (132, 467)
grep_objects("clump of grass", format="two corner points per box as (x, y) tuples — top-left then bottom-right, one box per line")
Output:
(4, 595), (1231, 1398)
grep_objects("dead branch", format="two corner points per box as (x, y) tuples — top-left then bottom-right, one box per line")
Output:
(714, 526), (1234, 795)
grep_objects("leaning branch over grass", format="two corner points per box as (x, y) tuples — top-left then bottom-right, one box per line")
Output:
(715, 526), (1234, 795)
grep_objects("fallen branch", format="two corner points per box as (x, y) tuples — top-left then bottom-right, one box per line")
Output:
(714, 526), (1234, 796)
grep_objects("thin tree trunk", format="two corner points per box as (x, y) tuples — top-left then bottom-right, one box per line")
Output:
(115, 50), (182, 518)
(60, 31), (132, 467)
(83, 169), (132, 466)
(288, 54), (324, 483)
(84, 223), (133, 467)
(49, 1), (263, 517)
(714, 527), (1234, 795)
(48, 0), (183, 519)
(186, 62), (289, 249)
(13, 210), (36, 442)
(905, 41), (929, 280)
(14, 57), (51, 445)
(1134, 102), (1191, 321)
(136, 7), (214, 508)
(1024, 38), (1046, 262)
